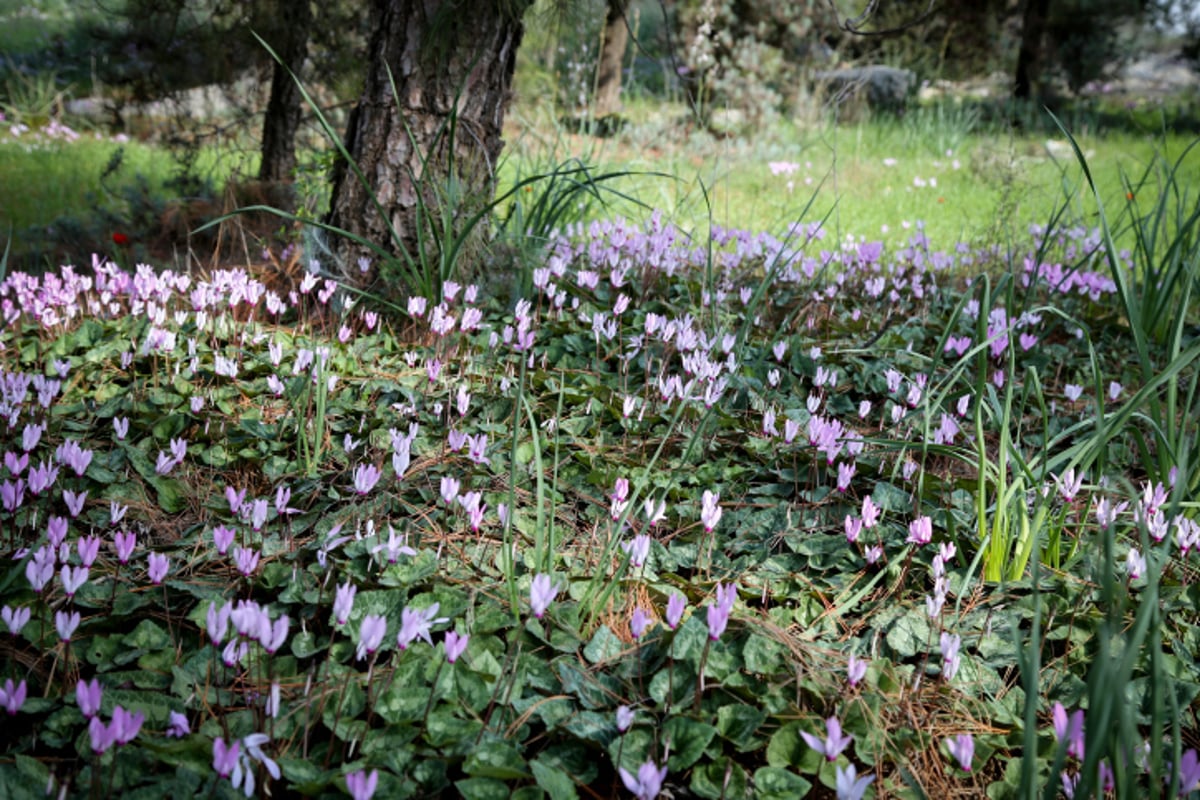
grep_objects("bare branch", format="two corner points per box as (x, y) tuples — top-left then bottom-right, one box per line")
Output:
(830, 0), (938, 37)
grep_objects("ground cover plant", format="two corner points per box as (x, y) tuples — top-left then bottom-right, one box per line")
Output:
(1, 121), (1200, 799)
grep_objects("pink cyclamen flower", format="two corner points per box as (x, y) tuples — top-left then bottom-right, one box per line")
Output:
(166, 710), (190, 738)
(113, 530), (136, 563)
(110, 705), (144, 744)
(643, 498), (666, 526)
(847, 654), (868, 687)
(467, 434), (489, 465)
(946, 733), (974, 770)
(76, 678), (102, 718)
(941, 632), (962, 680)
(77, 534), (101, 566)
(147, 552), (169, 584)
(444, 631), (469, 663)
(801, 716), (854, 761)
(621, 534), (651, 567)
(529, 573), (558, 619)
(396, 603), (448, 650)
(1125, 547), (1146, 580)
(207, 601), (232, 646)
(2, 605), (31, 635)
(63, 489), (87, 516)
(60, 564), (88, 598)
(700, 490), (722, 532)
(56, 609), (81, 641)
(616, 704), (634, 733)
(356, 614), (387, 661)
(2, 478), (26, 511)
(844, 515), (863, 544)
(665, 593), (686, 630)
(233, 546), (260, 577)
(835, 764), (875, 800)
(225, 486), (246, 515)
(1052, 702), (1086, 760)
(275, 485), (299, 516)
(212, 524), (235, 554)
(4, 451), (28, 476)
(346, 769), (379, 800)
(906, 515), (933, 546)
(89, 716), (114, 754)
(0, 678), (27, 715)
(48, 516), (69, 547)
(250, 497), (270, 531)
(334, 581), (357, 625)
(26, 548), (55, 593)
(1056, 468), (1084, 502)
(1178, 749), (1200, 795)
(619, 760), (668, 800)
(353, 463), (382, 495)
(154, 451), (176, 476)
(836, 461), (856, 492)
(706, 583), (736, 641)
(260, 615), (289, 654)
(212, 737), (240, 778)
(630, 607), (651, 639)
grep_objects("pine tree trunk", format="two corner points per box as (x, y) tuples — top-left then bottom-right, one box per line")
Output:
(1014, 0), (1050, 100)
(593, 0), (629, 117)
(257, 0), (312, 183)
(327, 0), (530, 295)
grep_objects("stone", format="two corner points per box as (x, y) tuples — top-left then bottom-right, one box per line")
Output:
(812, 65), (916, 113)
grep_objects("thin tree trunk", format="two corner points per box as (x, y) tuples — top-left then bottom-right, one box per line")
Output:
(327, 0), (530, 295)
(1014, 0), (1050, 100)
(593, 0), (629, 117)
(258, 0), (312, 183)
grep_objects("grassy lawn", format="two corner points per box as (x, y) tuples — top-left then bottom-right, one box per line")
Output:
(0, 129), (257, 271)
(502, 99), (1200, 254)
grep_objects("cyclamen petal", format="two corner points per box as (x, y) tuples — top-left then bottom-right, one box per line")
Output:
(529, 574), (558, 619)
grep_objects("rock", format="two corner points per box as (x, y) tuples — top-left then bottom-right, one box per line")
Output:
(813, 66), (916, 113)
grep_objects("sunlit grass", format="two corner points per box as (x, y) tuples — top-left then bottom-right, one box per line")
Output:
(501, 98), (1200, 254)
(0, 131), (253, 268)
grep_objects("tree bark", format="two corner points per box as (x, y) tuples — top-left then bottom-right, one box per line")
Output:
(257, 0), (312, 183)
(1014, 0), (1050, 100)
(593, 0), (629, 117)
(327, 0), (530, 295)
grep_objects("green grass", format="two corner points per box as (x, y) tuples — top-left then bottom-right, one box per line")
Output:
(0, 132), (253, 270)
(501, 98), (1200, 254)
(4, 110), (1192, 276)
